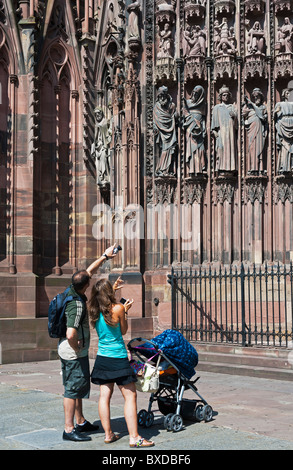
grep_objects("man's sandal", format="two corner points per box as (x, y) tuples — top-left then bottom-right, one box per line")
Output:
(129, 437), (155, 448)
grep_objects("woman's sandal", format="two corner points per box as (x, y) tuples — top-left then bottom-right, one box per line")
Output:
(129, 437), (155, 448)
(104, 433), (120, 444)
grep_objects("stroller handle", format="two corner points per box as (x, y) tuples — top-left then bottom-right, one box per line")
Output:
(127, 337), (160, 351)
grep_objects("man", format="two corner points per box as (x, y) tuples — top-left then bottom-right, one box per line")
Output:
(59, 245), (118, 442)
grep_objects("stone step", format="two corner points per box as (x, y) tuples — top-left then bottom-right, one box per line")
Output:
(194, 341), (290, 355)
(0, 318), (58, 364)
(193, 342), (293, 381)
(196, 361), (293, 381)
(198, 350), (292, 370)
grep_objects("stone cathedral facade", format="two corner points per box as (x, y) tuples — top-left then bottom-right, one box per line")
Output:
(0, 0), (292, 362)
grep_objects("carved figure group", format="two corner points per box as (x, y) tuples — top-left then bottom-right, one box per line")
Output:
(214, 18), (236, 56)
(183, 25), (206, 57)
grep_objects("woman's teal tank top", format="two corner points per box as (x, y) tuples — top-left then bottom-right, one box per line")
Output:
(95, 313), (127, 358)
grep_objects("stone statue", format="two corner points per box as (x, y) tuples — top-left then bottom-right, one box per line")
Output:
(91, 107), (112, 186)
(276, 17), (293, 54)
(183, 85), (206, 175)
(247, 21), (266, 55)
(274, 88), (293, 174)
(125, 0), (141, 54)
(243, 88), (268, 174)
(157, 22), (173, 58)
(153, 86), (178, 176)
(213, 19), (221, 52)
(127, 0), (140, 39)
(211, 85), (238, 172)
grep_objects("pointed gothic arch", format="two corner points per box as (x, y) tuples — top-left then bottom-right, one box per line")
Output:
(0, 22), (17, 272)
(35, 35), (80, 274)
(0, 48), (9, 262)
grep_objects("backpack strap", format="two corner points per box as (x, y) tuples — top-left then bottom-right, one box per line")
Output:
(63, 293), (87, 347)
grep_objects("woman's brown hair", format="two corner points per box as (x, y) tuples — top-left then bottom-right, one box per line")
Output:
(88, 279), (117, 328)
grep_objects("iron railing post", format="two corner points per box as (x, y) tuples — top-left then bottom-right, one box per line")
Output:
(168, 268), (177, 330)
(240, 263), (246, 346)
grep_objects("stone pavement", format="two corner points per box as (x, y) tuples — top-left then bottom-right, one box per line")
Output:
(0, 359), (293, 451)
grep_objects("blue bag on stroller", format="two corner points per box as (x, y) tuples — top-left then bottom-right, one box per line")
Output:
(143, 329), (198, 380)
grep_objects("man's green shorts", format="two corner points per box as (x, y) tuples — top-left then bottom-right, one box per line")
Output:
(61, 356), (90, 399)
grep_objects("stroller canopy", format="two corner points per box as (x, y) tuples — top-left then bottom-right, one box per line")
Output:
(147, 329), (198, 380)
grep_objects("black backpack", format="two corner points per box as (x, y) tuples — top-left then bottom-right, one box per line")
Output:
(48, 287), (84, 339)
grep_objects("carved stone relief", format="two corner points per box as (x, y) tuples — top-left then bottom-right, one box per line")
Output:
(183, 5), (207, 80)
(275, 17), (293, 77)
(94, 0), (293, 265)
(213, 17), (237, 78)
(155, 2), (176, 82)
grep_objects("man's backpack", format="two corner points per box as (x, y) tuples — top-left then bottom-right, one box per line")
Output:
(48, 287), (84, 339)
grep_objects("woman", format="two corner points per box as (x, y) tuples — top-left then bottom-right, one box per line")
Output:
(88, 278), (154, 448)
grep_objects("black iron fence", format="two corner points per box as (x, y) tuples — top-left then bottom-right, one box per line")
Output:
(168, 263), (293, 348)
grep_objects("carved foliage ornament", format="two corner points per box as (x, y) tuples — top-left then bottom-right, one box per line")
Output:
(214, 182), (235, 204)
(274, 181), (293, 203)
(184, 180), (205, 204)
(155, 177), (177, 204)
(243, 179), (266, 204)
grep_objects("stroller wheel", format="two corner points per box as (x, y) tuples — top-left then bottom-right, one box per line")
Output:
(138, 409), (154, 428)
(137, 409), (147, 427)
(145, 411), (154, 428)
(170, 414), (184, 432)
(203, 405), (213, 422)
(195, 404), (204, 422)
(163, 413), (174, 431)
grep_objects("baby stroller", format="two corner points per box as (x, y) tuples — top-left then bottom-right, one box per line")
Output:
(127, 330), (213, 433)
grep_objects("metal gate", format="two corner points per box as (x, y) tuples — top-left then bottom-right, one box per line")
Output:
(168, 263), (293, 347)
